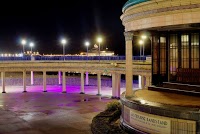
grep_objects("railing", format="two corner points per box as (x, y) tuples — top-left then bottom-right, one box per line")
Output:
(0, 55), (149, 61)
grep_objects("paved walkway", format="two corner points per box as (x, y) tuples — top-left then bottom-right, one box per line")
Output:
(0, 92), (114, 134)
(0, 83), (139, 134)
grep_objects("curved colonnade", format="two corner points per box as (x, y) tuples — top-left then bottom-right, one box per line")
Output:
(0, 61), (151, 98)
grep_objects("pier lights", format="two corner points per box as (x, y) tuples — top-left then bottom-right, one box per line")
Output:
(60, 38), (67, 60)
(97, 37), (103, 62)
(29, 42), (34, 53)
(21, 39), (27, 54)
(85, 41), (90, 60)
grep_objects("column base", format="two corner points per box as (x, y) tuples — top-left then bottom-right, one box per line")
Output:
(2, 91), (6, 93)
(80, 92), (85, 94)
(43, 90), (47, 92)
(96, 94), (101, 96)
(62, 91), (67, 93)
(23, 91), (27, 93)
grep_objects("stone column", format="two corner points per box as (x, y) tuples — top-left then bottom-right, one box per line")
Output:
(141, 76), (145, 89)
(58, 71), (61, 85)
(31, 71), (34, 85)
(23, 71), (27, 93)
(112, 73), (121, 98)
(97, 73), (101, 96)
(80, 72), (85, 94)
(124, 32), (134, 96)
(1, 72), (5, 93)
(145, 76), (151, 88)
(43, 71), (47, 92)
(85, 72), (89, 85)
(138, 75), (142, 89)
(62, 71), (66, 93)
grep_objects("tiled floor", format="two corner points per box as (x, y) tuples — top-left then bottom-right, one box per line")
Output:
(0, 83), (139, 134)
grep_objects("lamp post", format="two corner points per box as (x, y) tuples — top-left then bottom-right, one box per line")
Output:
(21, 39), (27, 54)
(60, 38), (67, 61)
(97, 37), (102, 62)
(29, 42), (34, 54)
(139, 40), (144, 60)
(85, 41), (90, 86)
(85, 41), (90, 60)
(141, 35), (147, 56)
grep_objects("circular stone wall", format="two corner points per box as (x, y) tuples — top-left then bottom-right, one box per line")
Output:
(121, 0), (200, 32)
(120, 90), (199, 134)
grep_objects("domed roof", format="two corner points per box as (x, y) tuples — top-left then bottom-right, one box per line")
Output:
(122, 0), (149, 12)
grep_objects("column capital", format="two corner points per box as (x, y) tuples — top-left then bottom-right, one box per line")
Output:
(124, 32), (134, 41)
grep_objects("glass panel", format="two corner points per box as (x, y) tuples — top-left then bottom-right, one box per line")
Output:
(191, 33), (199, 69)
(181, 34), (189, 68)
(160, 37), (166, 75)
(170, 34), (178, 77)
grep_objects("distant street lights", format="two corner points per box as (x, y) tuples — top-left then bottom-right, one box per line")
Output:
(85, 41), (90, 60)
(29, 42), (34, 53)
(60, 38), (67, 60)
(97, 37), (103, 62)
(21, 39), (27, 54)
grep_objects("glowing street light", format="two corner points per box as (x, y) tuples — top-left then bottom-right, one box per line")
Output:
(141, 35), (147, 56)
(85, 41), (90, 60)
(60, 38), (67, 60)
(21, 39), (27, 54)
(29, 42), (34, 53)
(139, 40), (144, 58)
(97, 37), (103, 62)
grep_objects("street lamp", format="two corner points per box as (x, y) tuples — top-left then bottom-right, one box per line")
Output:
(97, 37), (102, 62)
(60, 38), (67, 60)
(141, 35), (147, 56)
(21, 39), (27, 54)
(29, 42), (34, 53)
(85, 41), (90, 60)
(139, 40), (144, 60)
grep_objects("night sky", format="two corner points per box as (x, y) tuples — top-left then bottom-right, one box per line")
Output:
(0, 0), (130, 55)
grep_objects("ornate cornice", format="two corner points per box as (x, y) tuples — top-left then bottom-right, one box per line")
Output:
(122, 4), (200, 23)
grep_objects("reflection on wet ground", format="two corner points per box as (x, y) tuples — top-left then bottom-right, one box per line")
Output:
(0, 91), (115, 134)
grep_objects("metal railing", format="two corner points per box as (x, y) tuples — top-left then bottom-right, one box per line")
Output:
(0, 55), (149, 61)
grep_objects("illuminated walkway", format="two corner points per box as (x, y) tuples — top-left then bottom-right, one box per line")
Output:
(0, 92), (112, 134)
(0, 83), (138, 134)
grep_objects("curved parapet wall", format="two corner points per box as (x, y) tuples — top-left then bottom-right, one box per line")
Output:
(121, 0), (200, 31)
(120, 90), (199, 134)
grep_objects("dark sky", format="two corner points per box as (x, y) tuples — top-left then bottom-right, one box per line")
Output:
(0, 0), (128, 55)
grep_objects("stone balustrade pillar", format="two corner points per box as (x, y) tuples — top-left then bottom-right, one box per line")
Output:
(43, 71), (47, 92)
(141, 76), (145, 89)
(62, 71), (66, 93)
(58, 71), (61, 85)
(97, 73), (101, 96)
(23, 71), (27, 93)
(1, 72), (5, 93)
(112, 72), (121, 98)
(80, 72), (85, 94)
(31, 71), (34, 85)
(85, 72), (89, 85)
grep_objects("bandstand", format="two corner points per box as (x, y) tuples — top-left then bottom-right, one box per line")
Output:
(120, 0), (200, 133)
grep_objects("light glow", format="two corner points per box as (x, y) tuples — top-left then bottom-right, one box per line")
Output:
(21, 39), (27, 45)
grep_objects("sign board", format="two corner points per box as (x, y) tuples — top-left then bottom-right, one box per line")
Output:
(130, 109), (170, 134)
(123, 106), (196, 134)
